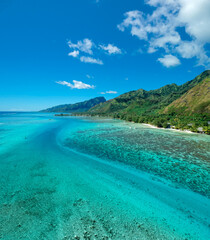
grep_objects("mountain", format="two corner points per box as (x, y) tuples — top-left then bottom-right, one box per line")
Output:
(164, 76), (210, 115)
(41, 97), (106, 113)
(73, 71), (210, 134)
(88, 70), (210, 117)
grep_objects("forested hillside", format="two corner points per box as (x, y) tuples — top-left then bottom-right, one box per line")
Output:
(41, 97), (106, 113)
(74, 71), (210, 134)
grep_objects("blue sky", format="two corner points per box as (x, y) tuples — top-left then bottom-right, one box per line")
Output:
(0, 0), (209, 111)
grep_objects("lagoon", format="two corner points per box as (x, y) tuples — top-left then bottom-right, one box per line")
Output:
(0, 112), (209, 239)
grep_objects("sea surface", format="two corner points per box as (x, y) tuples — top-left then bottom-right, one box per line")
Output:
(0, 112), (209, 240)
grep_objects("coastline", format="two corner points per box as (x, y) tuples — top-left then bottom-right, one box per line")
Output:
(69, 114), (206, 135)
(141, 123), (196, 134)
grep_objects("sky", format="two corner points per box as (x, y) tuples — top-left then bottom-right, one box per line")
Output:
(0, 0), (210, 111)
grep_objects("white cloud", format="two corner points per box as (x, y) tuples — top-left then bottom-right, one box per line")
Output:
(118, 0), (210, 68)
(106, 91), (118, 94)
(158, 54), (181, 67)
(151, 33), (181, 51)
(56, 80), (95, 89)
(118, 11), (148, 40)
(101, 90), (118, 94)
(80, 56), (103, 65)
(68, 50), (79, 58)
(176, 40), (210, 67)
(178, 0), (210, 42)
(68, 38), (94, 55)
(67, 38), (125, 65)
(176, 41), (202, 59)
(99, 44), (122, 55)
(148, 47), (157, 53)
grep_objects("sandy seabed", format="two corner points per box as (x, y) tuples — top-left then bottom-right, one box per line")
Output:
(0, 113), (209, 239)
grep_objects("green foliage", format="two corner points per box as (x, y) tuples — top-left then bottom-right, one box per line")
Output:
(194, 101), (210, 114)
(88, 71), (210, 117)
(73, 71), (210, 135)
(165, 77), (210, 115)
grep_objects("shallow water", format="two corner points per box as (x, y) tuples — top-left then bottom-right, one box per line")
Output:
(0, 113), (209, 239)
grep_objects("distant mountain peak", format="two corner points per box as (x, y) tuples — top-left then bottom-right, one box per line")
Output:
(41, 96), (106, 113)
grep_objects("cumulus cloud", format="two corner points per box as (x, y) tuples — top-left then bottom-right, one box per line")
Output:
(99, 44), (122, 55)
(178, 0), (210, 42)
(118, 0), (210, 68)
(68, 50), (79, 58)
(68, 38), (94, 55)
(68, 38), (124, 65)
(56, 80), (95, 89)
(158, 54), (181, 67)
(80, 56), (103, 65)
(118, 10), (149, 40)
(176, 41), (202, 59)
(101, 90), (118, 94)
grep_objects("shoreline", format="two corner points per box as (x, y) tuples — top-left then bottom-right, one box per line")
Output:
(141, 123), (196, 134)
(70, 114), (204, 135)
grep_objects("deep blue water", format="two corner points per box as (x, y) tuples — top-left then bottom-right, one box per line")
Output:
(0, 112), (209, 239)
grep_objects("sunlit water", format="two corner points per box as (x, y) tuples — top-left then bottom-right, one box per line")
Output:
(0, 112), (209, 239)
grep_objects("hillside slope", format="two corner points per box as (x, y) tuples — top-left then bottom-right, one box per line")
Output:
(73, 71), (210, 134)
(41, 97), (106, 113)
(164, 77), (210, 115)
(88, 70), (210, 117)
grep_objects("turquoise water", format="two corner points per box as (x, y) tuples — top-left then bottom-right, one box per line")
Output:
(0, 113), (209, 239)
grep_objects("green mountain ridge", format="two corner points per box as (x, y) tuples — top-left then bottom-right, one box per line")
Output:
(74, 71), (210, 134)
(164, 77), (210, 115)
(88, 70), (210, 116)
(41, 97), (106, 113)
